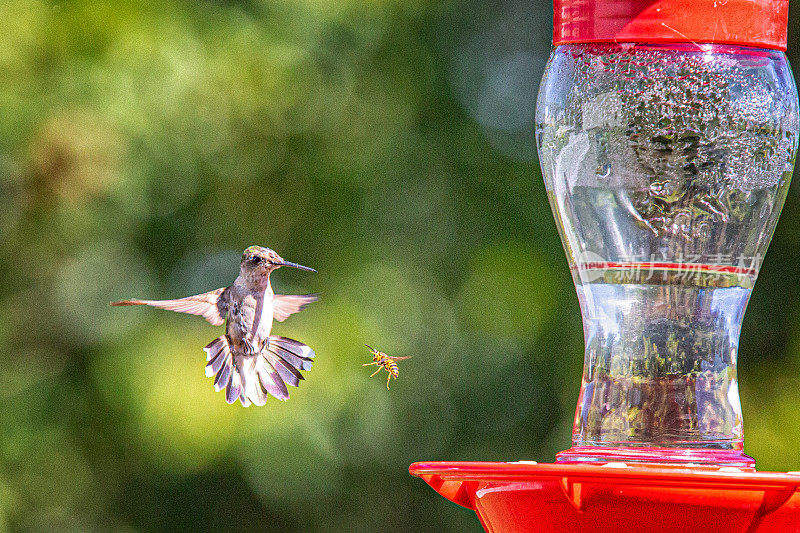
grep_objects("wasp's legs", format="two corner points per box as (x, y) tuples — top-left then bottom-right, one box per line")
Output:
(370, 367), (383, 377)
(362, 362), (378, 366)
(386, 373), (392, 389)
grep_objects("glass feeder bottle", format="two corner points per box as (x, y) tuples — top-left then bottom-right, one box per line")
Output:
(536, 0), (799, 466)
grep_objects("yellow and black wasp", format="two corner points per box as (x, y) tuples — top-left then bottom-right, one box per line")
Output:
(363, 345), (412, 390)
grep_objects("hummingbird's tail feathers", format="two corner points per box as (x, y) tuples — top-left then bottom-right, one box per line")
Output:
(266, 336), (315, 381)
(206, 350), (230, 380)
(213, 358), (232, 391)
(225, 369), (242, 405)
(269, 336), (316, 360)
(256, 356), (290, 401)
(237, 356), (265, 407)
(205, 336), (234, 391)
(203, 335), (315, 407)
(271, 345), (313, 371)
(204, 336), (230, 376)
(236, 351), (301, 406)
(265, 351), (304, 387)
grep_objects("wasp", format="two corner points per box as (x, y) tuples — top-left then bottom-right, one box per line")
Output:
(363, 345), (412, 390)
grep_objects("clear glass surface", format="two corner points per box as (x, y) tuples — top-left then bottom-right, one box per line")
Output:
(536, 43), (799, 463)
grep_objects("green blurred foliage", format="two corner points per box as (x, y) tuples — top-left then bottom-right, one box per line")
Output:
(1, 0), (800, 531)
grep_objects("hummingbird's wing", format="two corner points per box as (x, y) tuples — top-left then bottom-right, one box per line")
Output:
(272, 294), (319, 322)
(111, 287), (231, 326)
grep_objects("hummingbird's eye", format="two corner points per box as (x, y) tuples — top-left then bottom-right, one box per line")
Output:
(250, 256), (263, 264)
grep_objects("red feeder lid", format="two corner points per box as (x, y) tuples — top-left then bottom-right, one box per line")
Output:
(554, 0), (790, 51)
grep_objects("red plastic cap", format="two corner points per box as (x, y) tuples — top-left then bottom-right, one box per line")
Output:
(554, 0), (790, 51)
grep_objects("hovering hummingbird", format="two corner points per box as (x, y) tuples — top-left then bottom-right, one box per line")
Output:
(111, 246), (318, 407)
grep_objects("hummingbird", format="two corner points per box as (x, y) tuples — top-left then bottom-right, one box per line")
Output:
(111, 246), (318, 407)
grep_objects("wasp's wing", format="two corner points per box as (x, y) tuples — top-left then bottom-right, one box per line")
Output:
(111, 287), (231, 326)
(389, 356), (413, 361)
(272, 294), (319, 322)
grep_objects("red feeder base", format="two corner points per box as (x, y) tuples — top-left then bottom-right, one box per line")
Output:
(410, 461), (800, 532)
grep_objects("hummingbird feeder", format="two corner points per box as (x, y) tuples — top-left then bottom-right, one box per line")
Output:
(411, 0), (800, 530)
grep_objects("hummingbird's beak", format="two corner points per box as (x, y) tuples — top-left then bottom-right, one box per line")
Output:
(277, 260), (316, 272)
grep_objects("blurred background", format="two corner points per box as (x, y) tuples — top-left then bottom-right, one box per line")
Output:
(2, 0), (800, 531)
